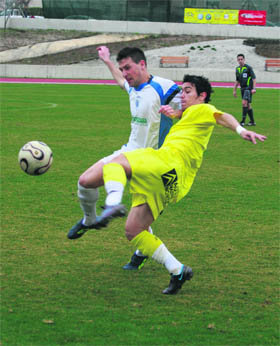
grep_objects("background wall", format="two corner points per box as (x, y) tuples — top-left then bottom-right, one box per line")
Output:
(1, 17), (279, 38)
(0, 17), (279, 82)
(1, 64), (279, 83)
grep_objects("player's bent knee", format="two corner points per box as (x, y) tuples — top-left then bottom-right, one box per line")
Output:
(125, 222), (142, 241)
(125, 231), (133, 241)
(78, 173), (97, 189)
(78, 174), (88, 188)
(125, 226), (134, 241)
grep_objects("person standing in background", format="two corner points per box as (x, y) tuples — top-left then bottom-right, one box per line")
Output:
(233, 54), (256, 126)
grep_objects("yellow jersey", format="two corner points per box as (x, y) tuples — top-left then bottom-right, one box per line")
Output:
(159, 103), (223, 201)
(125, 103), (223, 219)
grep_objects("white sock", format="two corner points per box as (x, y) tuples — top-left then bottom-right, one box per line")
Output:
(104, 181), (124, 206)
(135, 226), (153, 257)
(77, 182), (99, 226)
(152, 243), (183, 275)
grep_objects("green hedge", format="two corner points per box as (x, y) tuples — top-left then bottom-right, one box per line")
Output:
(27, 7), (43, 17)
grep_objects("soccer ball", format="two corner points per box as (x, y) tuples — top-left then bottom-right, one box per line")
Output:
(18, 141), (53, 176)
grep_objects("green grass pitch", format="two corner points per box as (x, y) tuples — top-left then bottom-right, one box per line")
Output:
(1, 83), (279, 345)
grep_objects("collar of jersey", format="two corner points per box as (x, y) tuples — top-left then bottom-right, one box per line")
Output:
(133, 75), (153, 91)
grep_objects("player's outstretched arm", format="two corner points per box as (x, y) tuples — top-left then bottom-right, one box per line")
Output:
(217, 112), (267, 144)
(239, 129), (266, 144)
(97, 46), (125, 89)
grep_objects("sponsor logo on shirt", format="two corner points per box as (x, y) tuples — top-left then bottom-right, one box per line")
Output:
(132, 117), (147, 125)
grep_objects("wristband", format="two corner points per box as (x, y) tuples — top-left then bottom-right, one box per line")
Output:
(236, 125), (246, 135)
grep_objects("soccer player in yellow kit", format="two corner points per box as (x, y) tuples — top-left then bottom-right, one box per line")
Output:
(93, 75), (267, 295)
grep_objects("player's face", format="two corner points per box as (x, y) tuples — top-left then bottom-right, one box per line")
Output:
(118, 57), (147, 87)
(237, 56), (245, 66)
(181, 82), (205, 109)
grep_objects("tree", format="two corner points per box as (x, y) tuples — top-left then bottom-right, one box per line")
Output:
(4, 0), (32, 12)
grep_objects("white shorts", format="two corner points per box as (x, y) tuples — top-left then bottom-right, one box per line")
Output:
(102, 144), (136, 164)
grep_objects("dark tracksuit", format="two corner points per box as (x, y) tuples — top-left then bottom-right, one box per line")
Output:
(235, 64), (256, 125)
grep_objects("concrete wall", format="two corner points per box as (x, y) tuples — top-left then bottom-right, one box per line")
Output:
(1, 17), (280, 39)
(29, 0), (42, 7)
(1, 64), (279, 83)
(0, 18), (279, 82)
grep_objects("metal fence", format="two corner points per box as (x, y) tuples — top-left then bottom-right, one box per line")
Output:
(42, 0), (280, 26)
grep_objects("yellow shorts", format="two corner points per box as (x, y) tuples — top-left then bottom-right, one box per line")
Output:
(124, 148), (181, 220)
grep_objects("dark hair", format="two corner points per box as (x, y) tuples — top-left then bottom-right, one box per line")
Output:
(183, 75), (213, 103)
(117, 47), (147, 65)
(237, 53), (245, 59)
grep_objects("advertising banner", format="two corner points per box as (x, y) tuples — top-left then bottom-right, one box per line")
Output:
(239, 10), (266, 26)
(184, 8), (239, 25)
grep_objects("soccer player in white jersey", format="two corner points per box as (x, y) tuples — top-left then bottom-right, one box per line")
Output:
(68, 46), (181, 270)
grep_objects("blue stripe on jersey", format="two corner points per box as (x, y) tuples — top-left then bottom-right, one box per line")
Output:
(134, 75), (154, 92)
(149, 79), (165, 103)
(131, 77), (180, 148)
(149, 79), (171, 148)
(159, 114), (173, 148)
(149, 80), (180, 148)
(164, 84), (181, 105)
(134, 81), (149, 92)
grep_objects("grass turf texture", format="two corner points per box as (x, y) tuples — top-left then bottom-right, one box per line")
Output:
(1, 83), (279, 345)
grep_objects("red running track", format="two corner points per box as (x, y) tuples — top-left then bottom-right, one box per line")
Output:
(0, 77), (279, 89)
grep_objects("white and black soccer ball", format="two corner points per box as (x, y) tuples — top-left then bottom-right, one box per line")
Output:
(18, 141), (53, 176)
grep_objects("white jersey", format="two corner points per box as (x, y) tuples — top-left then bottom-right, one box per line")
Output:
(103, 75), (181, 164)
(124, 76), (181, 150)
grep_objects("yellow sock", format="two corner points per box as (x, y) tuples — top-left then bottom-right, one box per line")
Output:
(131, 231), (163, 257)
(103, 163), (127, 186)
(132, 231), (183, 275)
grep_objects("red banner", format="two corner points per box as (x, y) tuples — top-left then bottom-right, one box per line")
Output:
(238, 10), (266, 26)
